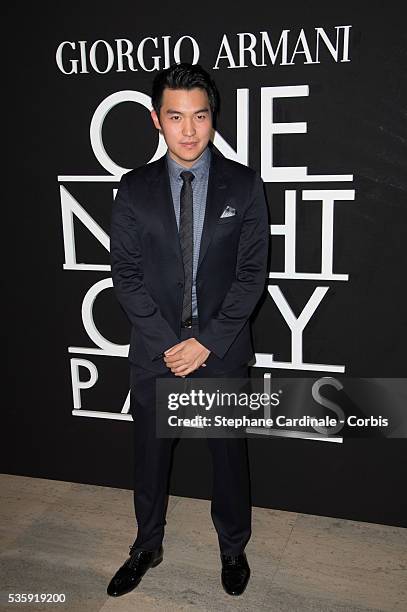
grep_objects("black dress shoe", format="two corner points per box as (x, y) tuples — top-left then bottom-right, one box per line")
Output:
(220, 552), (250, 596)
(107, 543), (163, 597)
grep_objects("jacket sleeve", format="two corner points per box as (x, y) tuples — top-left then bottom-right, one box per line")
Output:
(196, 171), (269, 359)
(110, 174), (179, 361)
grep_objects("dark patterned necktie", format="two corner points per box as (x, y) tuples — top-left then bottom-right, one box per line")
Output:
(179, 170), (195, 324)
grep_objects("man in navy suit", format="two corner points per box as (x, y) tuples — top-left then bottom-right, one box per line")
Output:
(107, 63), (269, 597)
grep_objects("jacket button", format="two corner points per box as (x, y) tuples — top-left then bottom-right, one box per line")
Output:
(177, 281), (183, 288)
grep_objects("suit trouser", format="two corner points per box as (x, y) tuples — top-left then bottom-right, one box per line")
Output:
(129, 323), (251, 556)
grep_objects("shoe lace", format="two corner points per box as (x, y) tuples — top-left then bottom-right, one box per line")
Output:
(222, 554), (243, 566)
(127, 544), (147, 569)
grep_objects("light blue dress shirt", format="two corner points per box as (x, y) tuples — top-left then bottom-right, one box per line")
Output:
(166, 147), (211, 318)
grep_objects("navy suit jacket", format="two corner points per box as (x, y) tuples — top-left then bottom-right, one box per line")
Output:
(110, 148), (269, 374)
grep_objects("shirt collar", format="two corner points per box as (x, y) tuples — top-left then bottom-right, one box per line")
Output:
(166, 146), (211, 181)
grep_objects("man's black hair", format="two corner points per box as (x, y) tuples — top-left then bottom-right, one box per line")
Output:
(151, 62), (219, 120)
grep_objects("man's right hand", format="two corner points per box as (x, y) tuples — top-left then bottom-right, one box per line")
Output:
(163, 338), (210, 377)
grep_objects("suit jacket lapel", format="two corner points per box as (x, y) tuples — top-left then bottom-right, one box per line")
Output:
(146, 155), (183, 268)
(197, 149), (228, 271)
(145, 150), (229, 272)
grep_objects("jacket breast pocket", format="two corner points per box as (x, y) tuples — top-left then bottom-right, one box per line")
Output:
(214, 217), (240, 242)
(216, 215), (238, 225)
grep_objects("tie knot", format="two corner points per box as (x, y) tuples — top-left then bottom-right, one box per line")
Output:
(180, 170), (195, 184)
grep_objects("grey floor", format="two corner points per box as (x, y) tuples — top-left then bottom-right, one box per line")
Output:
(1, 474), (406, 612)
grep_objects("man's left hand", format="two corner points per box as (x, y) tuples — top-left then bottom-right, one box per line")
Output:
(164, 338), (210, 376)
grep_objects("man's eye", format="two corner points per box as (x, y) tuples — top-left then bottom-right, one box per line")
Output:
(171, 115), (181, 121)
(196, 115), (206, 120)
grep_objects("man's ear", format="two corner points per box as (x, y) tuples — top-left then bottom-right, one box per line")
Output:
(151, 109), (162, 131)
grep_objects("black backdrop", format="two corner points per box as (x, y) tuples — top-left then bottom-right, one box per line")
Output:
(4, 1), (407, 527)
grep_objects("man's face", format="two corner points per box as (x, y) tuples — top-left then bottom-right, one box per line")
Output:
(151, 87), (213, 168)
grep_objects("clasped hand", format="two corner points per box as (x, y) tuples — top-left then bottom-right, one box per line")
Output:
(164, 338), (210, 377)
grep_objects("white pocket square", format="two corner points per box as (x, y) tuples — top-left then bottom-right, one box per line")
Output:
(220, 205), (236, 218)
